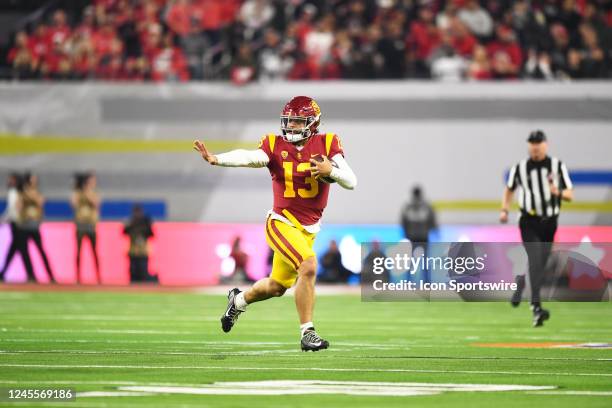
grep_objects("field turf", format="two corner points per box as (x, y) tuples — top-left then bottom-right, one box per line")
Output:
(0, 289), (610, 407)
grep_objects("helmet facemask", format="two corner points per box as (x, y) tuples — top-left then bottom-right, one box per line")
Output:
(281, 115), (319, 143)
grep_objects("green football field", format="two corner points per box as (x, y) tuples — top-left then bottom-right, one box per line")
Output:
(0, 289), (610, 407)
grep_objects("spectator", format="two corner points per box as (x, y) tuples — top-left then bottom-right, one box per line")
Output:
(576, 23), (608, 78)
(259, 28), (294, 81)
(362, 240), (388, 283)
(8, 31), (39, 79)
(28, 24), (51, 63)
(166, 0), (208, 79)
(304, 13), (337, 79)
(318, 240), (350, 283)
(201, 0), (223, 48)
(123, 204), (155, 282)
(430, 33), (467, 81)
(149, 34), (189, 82)
(3, 0), (611, 81)
(549, 23), (571, 77)
(376, 22), (406, 78)
(240, 0), (275, 41)
(467, 44), (492, 80)
(436, 2), (459, 32)
(74, 7), (96, 40)
(449, 17), (478, 58)
(487, 25), (523, 78)
(227, 236), (253, 283)
(458, 0), (494, 39)
(48, 9), (72, 46)
(230, 42), (257, 84)
(408, 6), (441, 77)
(40, 38), (72, 80)
(115, 1), (141, 58)
(524, 49), (555, 80)
(71, 35), (96, 79)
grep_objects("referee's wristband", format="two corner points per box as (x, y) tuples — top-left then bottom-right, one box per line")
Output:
(500, 209), (509, 214)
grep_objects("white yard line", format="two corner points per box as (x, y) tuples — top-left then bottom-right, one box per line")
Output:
(1, 349), (610, 361)
(526, 391), (612, 396)
(0, 338), (407, 348)
(1, 364), (611, 377)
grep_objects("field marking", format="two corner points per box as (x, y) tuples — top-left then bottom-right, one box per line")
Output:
(0, 315), (219, 322)
(0, 349), (307, 356)
(1, 349), (610, 362)
(77, 391), (156, 397)
(2, 328), (208, 335)
(4, 379), (609, 398)
(0, 403), (200, 408)
(110, 380), (556, 397)
(1, 364), (611, 377)
(0, 338), (404, 348)
(474, 342), (612, 349)
(526, 391), (612, 396)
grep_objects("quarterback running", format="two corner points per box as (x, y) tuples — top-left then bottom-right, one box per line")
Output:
(193, 96), (357, 351)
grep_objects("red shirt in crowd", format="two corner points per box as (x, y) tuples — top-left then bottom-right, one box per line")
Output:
(408, 21), (441, 60)
(150, 46), (189, 82)
(486, 41), (523, 69)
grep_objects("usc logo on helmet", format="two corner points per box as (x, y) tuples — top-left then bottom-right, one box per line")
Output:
(310, 100), (321, 117)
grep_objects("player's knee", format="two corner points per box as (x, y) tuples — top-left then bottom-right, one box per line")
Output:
(299, 256), (317, 279)
(268, 279), (287, 297)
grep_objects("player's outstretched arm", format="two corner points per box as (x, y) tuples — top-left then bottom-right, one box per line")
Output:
(193, 140), (269, 168)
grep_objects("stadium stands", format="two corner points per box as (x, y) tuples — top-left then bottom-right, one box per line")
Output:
(2, 0), (611, 82)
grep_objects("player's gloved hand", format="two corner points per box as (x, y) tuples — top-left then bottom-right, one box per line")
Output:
(309, 155), (332, 179)
(193, 140), (218, 165)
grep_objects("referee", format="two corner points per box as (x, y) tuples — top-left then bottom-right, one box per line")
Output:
(499, 130), (574, 327)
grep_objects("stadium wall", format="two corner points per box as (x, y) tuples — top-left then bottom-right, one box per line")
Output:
(1, 222), (611, 286)
(0, 81), (611, 225)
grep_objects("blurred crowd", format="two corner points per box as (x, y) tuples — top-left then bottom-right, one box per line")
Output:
(5, 0), (612, 82)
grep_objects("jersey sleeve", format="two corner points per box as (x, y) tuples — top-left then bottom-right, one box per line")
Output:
(559, 161), (573, 190)
(325, 133), (344, 158)
(257, 133), (277, 164)
(506, 163), (519, 191)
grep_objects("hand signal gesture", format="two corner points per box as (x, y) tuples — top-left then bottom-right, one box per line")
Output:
(193, 140), (218, 165)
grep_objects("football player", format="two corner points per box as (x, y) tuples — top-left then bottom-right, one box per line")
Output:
(193, 96), (357, 351)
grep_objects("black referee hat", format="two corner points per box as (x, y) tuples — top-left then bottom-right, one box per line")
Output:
(527, 130), (547, 143)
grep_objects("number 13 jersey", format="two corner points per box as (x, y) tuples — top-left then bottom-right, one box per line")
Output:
(258, 132), (344, 227)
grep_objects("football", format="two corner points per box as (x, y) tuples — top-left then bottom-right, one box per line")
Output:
(311, 154), (337, 184)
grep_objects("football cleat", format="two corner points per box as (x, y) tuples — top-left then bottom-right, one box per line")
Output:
(510, 275), (525, 307)
(220, 288), (243, 333)
(300, 328), (329, 352)
(532, 307), (550, 327)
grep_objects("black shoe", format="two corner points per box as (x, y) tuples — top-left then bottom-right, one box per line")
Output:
(220, 288), (243, 333)
(532, 308), (550, 327)
(300, 328), (329, 352)
(511, 275), (526, 307)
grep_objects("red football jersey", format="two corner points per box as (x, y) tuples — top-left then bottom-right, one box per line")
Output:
(259, 133), (344, 226)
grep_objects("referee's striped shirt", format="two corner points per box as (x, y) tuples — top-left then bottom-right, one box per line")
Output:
(507, 156), (573, 217)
